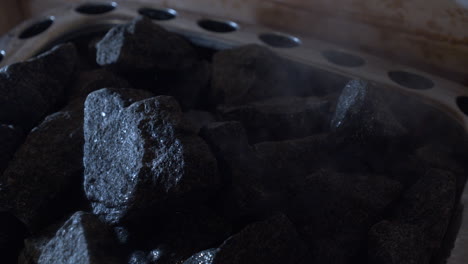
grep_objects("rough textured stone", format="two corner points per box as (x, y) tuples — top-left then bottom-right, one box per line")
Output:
(183, 249), (217, 264)
(368, 220), (426, 264)
(37, 211), (122, 264)
(0, 100), (85, 231)
(389, 168), (456, 262)
(84, 88), (218, 225)
(288, 170), (402, 264)
(200, 122), (277, 221)
(210, 44), (296, 105)
(218, 96), (330, 143)
(184, 214), (307, 264)
(0, 124), (24, 174)
(0, 43), (78, 130)
(331, 79), (407, 147)
(70, 69), (131, 99)
(96, 16), (197, 72)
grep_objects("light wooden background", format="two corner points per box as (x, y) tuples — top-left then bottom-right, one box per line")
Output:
(1, 0), (468, 86)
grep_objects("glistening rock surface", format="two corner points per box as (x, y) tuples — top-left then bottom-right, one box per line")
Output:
(84, 88), (218, 225)
(37, 211), (122, 264)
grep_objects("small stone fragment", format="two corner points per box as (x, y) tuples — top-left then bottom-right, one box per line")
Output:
(84, 89), (218, 225)
(0, 124), (24, 174)
(0, 43), (78, 130)
(368, 220), (426, 264)
(218, 96), (330, 143)
(70, 69), (131, 99)
(37, 211), (122, 264)
(96, 16), (197, 72)
(288, 170), (402, 264)
(0, 100), (85, 231)
(331, 79), (407, 147)
(210, 44), (296, 105)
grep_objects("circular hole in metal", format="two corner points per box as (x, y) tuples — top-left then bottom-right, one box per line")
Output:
(198, 19), (238, 33)
(19, 17), (54, 39)
(259, 32), (301, 48)
(0, 50), (4, 63)
(75, 2), (117, 15)
(388, 70), (434, 90)
(456, 96), (468, 116)
(138, 7), (177, 20)
(322, 50), (365, 67)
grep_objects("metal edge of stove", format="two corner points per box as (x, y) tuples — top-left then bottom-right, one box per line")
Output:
(0, 1), (467, 263)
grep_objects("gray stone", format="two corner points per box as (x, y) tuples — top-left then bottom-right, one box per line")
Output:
(0, 43), (78, 130)
(218, 96), (330, 143)
(0, 100), (85, 231)
(70, 69), (131, 99)
(0, 124), (24, 174)
(331, 79), (407, 146)
(96, 16), (197, 72)
(288, 170), (402, 264)
(37, 211), (122, 264)
(84, 89), (218, 225)
(368, 220), (426, 264)
(210, 44), (296, 105)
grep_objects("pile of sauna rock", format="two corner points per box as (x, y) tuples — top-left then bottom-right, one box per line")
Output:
(0, 16), (467, 264)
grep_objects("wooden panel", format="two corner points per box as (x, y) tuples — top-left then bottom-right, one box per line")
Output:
(7, 0), (468, 85)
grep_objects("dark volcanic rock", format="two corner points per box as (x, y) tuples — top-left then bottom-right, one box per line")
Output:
(391, 169), (456, 261)
(133, 207), (231, 264)
(0, 100), (85, 231)
(96, 16), (197, 72)
(0, 212), (29, 264)
(84, 88), (218, 225)
(331, 79), (407, 147)
(183, 249), (217, 264)
(0, 124), (24, 174)
(210, 44), (296, 105)
(184, 110), (216, 134)
(368, 220), (426, 264)
(218, 96), (330, 143)
(288, 170), (402, 264)
(0, 43), (78, 130)
(254, 134), (331, 179)
(37, 211), (122, 264)
(184, 214), (308, 264)
(70, 69), (131, 99)
(200, 122), (276, 221)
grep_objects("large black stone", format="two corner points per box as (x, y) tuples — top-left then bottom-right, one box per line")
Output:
(84, 88), (218, 225)
(288, 170), (402, 264)
(96, 16), (197, 72)
(0, 124), (24, 174)
(0, 43), (78, 130)
(37, 211), (122, 264)
(210, 44), (297, 105)
(0, 100), (85, 231)
(218, 96), (330, 143)
(184, 214), (308, 264)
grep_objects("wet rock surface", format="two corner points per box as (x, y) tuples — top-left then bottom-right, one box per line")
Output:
(0, 16), (466, 264)
(0, 100), (85, 232)
(84, 88), (218, 225)
(37, 211), (122, 264)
